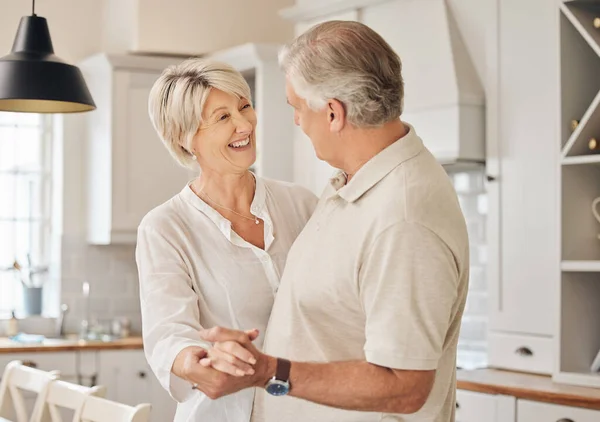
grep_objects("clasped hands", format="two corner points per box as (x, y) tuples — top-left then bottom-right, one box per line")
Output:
(172, 327), (277, 400)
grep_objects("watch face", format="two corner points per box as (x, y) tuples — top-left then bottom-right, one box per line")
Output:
(265, 379), (290, 396)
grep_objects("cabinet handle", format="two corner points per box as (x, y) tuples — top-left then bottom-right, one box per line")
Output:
(486, 175), (497, 182)
(515, 346), (533, 356)
(455, 402), (460, 409)
(138, 371), (146, 379)
(556, 419), (574, 422)
(22, 360), (38, 368)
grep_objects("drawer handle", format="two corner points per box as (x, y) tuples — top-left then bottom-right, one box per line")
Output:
(456, 402), (460, 409)
(556, 419), (574, 422)
(515, 346), (533, 356)
(22, 360), (38, 368)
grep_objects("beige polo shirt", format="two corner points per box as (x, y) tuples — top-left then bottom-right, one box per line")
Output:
(252, 124), (469, 422)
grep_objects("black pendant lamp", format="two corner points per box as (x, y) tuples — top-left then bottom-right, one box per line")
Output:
(0, 0), (96, 113)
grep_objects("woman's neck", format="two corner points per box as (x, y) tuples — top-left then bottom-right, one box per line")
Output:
(192, 169), (255, 213)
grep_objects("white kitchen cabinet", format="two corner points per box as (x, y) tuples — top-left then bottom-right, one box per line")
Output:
(518, 399), (600, 422)
(456, 390), (516, 422)
(96, 350), (176, 422)
(483, 0), (558, 375)
(78, 54), (193, 245)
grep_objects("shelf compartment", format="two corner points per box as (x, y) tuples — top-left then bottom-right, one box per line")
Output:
(561, 1), (600, 57)
(562, 90), (600, 157)
(562, 163), (600, 261)
(559, 8), (600, 151)
(559, 273), (600, 387)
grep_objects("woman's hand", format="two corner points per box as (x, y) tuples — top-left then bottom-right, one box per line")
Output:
(200, 328), (260, 377)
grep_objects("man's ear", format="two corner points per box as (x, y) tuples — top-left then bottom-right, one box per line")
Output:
(327, 99), (346, 132)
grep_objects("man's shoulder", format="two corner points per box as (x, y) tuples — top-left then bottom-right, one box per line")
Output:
(261, 177), (319, 208)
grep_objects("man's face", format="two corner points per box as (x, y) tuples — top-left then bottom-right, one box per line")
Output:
(285, 79), (333, 162)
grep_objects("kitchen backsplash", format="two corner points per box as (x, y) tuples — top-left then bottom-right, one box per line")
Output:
(59, 236), (141, 335)
(450, 167), (488, 369)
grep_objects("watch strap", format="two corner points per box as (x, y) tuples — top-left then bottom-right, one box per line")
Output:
(275, 358), (291, 382)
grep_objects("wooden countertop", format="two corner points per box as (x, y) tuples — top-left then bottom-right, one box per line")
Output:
(458, 368), (600, 410)
(0, 336), (143, 353)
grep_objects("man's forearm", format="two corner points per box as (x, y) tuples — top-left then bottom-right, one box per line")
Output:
(261, 358), (432, 414)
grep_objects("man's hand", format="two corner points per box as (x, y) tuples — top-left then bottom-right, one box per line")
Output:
(171, 328), (276, 400)
(198, 327), (277, 393)
(200, 329), (260, 377)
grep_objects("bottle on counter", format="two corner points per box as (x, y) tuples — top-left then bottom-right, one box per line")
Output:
(5, 310), (19, 337)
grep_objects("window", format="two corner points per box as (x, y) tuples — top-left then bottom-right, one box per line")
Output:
(0, 112), (53, 316)
(447, 166), (489, 370)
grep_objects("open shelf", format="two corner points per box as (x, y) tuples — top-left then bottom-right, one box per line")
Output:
(559, 9), (600, 150)
(558, 273), (600, 387)
(562, 164), (600, 261)
(558, 0), (600, 390)
(562, 154), (600, 165)
(561, 260), (600, 271)
(561, 1), (600, 57)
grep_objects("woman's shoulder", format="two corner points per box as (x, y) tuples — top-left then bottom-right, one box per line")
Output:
(138, 190), (186, 234)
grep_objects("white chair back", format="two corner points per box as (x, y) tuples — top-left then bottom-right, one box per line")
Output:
(33, 380), (106, 422)
(0, 360), (59, 422)
(79, 396), (151, 422)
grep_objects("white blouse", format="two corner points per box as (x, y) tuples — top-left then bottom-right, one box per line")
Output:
(136, 175), (317, 422)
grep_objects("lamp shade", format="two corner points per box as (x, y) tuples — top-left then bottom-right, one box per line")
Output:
(0, 15), (96, 113)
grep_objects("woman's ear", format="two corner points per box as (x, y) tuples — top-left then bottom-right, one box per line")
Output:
(327, 99), (346, 132)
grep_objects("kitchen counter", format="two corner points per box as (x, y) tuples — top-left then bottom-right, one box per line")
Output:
(0, 336), (143, 353)
(458, 368), (600, 410)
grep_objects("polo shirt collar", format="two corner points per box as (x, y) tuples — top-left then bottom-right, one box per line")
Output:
(331, 123), (423, 203)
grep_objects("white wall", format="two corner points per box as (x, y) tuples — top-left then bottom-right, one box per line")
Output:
(136, 0), (295, 55)
(0, 0), (104, 63)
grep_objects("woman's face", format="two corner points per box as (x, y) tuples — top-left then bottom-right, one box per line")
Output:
(191, 89), (257, 174)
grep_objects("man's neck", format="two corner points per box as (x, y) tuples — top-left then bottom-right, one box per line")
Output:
(340, 120), (407, 182)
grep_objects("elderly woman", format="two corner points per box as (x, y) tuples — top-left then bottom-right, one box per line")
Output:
(135, 58), (317, 422)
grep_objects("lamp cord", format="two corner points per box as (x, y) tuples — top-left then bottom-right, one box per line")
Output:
(32, 0), (36, 16)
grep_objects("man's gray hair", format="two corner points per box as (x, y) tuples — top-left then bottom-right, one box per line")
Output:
(279, 20), (404, 127)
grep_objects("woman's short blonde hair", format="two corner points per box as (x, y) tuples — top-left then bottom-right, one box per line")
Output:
(148, 58), (252, 169)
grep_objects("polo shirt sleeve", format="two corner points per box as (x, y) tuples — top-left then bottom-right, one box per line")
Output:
(359, 221), (460, 370)
(136, 224), (212, 403)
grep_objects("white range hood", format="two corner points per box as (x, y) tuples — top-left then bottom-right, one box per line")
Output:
(389, 0), (485, 165)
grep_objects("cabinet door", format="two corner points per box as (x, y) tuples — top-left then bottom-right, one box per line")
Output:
(456, 390), (516, 422)
(486, 0), (558, 336)
(97, 350), (175, 422)
(111, 70), (192, 239)
(518, 399), (600, 422)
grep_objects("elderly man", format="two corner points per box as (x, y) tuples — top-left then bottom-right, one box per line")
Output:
(174, 20), (469, 422)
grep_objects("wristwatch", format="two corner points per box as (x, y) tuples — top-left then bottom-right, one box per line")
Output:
(265, 358), (291, 396)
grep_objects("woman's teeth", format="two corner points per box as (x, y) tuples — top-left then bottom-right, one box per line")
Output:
(229, 138), (250, 148)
